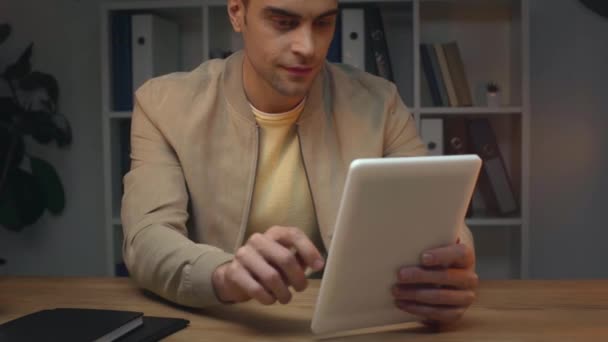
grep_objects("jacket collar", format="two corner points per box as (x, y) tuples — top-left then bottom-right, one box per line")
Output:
(222, 50), (328, 126)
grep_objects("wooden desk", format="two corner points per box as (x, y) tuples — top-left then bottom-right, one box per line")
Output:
(1, 277), (608, 341)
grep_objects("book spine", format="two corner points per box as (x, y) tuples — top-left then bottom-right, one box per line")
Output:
(467, 118), (518, 216)
(420, 58), (434, 107)
(420, 44), (442, 106)
(434, 43), (459, 107)
(420, 118), (444, 156)
(341, 8), (365, 71)
(427, 43), (448, 106)
(151, 15), (180, 77)
(363, 7), (378, 76)
(326, 10), (342, 63)
(366, 5), (394, 81)
(443, 41), (473, 106)
(443, 118), (473, 217)
(131, 14), (153, 95)
(111, 13), (133, 111)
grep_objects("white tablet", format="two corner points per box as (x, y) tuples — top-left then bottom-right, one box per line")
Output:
(311, 154), (481, 335)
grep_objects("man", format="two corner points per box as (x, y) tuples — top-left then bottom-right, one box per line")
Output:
(121, 0), (478, 326)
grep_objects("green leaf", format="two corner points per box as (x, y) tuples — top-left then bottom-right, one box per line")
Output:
(0, 132), (25, 190)
(0, 168), (44, 231)
(40, 99), (53, 113)
(18, 110), (54, 144)
(3, 42), (33, 81)
(579, 0), (608, 19)
(15, 110), (71, 147)
(30, 156), (65, 214)
(53, 113), (72, 147)
(0, 96), (21, 119)
(0, 178), (22, 231)
(13, 167), (45, 226)
(0, 24), (10, 45)
(19, 71), (59, 104)
(31, 121), (55, 144)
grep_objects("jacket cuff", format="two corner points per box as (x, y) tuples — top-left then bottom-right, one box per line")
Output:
(459, 223), (475, 251)
(188, 250), (234, 307)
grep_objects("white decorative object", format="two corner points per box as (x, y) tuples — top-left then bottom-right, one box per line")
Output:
(486, 82), (502, 107)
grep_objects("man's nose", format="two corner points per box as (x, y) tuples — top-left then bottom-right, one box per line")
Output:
(291, 27), (315, 59)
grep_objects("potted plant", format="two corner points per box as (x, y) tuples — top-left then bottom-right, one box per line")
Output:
(0, 23), (72, 240)
(485, 82), (501, 107)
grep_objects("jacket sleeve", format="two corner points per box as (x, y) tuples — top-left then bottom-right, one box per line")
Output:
(382, 85), (476, 257)
(382, 84), (427, 158)
(121, 81), (233, 308)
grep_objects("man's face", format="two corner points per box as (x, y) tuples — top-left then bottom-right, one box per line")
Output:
(231, 0), (338, 98)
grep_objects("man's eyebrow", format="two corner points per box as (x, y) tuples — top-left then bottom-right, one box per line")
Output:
(316, 8), (339, 19)
(262, 6), (339, 20)
(263, 6), (301, 19)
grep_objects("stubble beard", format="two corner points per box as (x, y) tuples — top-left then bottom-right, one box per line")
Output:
(267, 68), (314, 98)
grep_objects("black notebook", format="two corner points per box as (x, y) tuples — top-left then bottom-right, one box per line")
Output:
(0, 308), (189, 342)
(116, 316), (189, 342)
(0, 308), (143, 341)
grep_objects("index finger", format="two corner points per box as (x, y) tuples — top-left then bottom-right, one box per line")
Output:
(421, 243), (474, 269)
(266, 226), (325, 272)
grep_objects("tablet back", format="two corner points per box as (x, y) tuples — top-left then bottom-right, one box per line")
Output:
(311, 154), (481, 335)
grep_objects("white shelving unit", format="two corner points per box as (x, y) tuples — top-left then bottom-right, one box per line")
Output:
(101, 0), (529, 279)
(414, 0), (530, 280)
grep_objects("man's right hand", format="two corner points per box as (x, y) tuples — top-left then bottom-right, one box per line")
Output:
(211, 226), (325, 305)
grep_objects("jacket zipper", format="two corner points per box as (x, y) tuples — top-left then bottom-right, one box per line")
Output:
(234, 124), (260, 251)
(295, 124), (326, 253)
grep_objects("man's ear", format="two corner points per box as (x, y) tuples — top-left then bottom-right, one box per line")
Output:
(227, 0), (246, 32)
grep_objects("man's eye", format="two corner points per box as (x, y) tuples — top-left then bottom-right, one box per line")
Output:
(315, 19), (334, 28)
(273, 18), (298, 30)
(317, 20), (333, 28)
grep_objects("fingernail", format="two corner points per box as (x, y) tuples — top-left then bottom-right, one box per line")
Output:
(313, 259), (324, 270)
(422, 253), (434, 265)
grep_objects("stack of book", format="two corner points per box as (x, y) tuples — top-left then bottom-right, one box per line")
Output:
(420, 116), (519, 218)
(420, 42), (472, 107)
(111, 12), (180, 111)
(0, 308), (189, 341)
(326, 5), (394, 82)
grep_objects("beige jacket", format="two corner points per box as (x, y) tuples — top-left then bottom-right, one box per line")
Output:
(121, 51), (472, 308)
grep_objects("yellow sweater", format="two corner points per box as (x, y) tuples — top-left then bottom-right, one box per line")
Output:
(246, 100), (325, 254)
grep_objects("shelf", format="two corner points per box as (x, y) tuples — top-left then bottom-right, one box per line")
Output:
(106, 111), (132, 119)
(417, 106), (522, 115)
(208, 0), (415, 3)
(419, 1), (523, 108)
(340, 0), (413, 3)
(466, 217), (523, 227)
(104, 4), (203, 114)
(103, 0), (202, 11)
(420, 0), (514, 5)
(205, 0), (223, 5)
(100, 0), (529, 279)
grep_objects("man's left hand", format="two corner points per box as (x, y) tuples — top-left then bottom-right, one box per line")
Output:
(393, 239), (478, 325)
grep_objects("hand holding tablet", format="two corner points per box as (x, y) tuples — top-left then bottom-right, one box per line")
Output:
(311, 155), (482, 335)
(394, 235), (478, 326)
